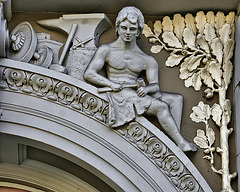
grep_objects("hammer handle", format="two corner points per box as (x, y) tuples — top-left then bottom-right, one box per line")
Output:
(98, 78), (146, 93)
(98, 84), (137, 93)
(58, 23), (78, 66)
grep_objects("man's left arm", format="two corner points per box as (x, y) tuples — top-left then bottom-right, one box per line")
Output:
(136, 56), (160, 97)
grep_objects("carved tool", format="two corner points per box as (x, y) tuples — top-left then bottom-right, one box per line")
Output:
(72, 37), (94, 50)
(30, 46), (53, 68)
(98, 78), (146, 93)
(36, 14), (112, 49)
(7, 21), (37, 62)
(58, 23), (78, 66)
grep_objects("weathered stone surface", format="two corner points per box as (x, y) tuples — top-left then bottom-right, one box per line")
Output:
(0, 58), (213, 192)
(65, 48), (96, 80)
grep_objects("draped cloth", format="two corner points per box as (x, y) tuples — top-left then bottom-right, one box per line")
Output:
(106, 88), (154, 127)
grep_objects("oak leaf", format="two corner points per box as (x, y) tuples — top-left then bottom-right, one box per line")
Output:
(211, 103), (222, 126)
(194, 129), (208, 149)
(208, 61), (222, 86)
(162, 31), (182, 48)
(223, 39), (235, 63)
(219, 24), (231, 45)
(179, 57), (194, 80)
(162, 16), (173, 32)
(183, 28), (196, 49)
(173, 14), (185, 43)
(190, 101), (211, 123)
(185, 72), (202, 91)
(150, 45), (163, 54)
(195, 11), (207, 34)
(165, 54), (185, 67)
(210, 38), (223, 64)
(200, 68), (214, 89)
(154, 20), (162, 37)
(192, 71), (202, 91)
(204, 23), (216, 43)
(206, 127), (215, 147)
(142, 24), (154, 38)
(184, 74), (194, 88)
(187, 55), (203, 71)
(223, 60), (233, 87)
(196, 34), (210, 53)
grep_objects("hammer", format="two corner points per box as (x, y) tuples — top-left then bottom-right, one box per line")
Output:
(98, 78), (146, 93)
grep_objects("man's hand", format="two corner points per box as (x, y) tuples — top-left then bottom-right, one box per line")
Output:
(137, 87), (149, 97)
(110, 83), (123, 92)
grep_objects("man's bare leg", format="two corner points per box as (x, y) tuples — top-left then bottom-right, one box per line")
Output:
(161, 93), (183, 130)
(147, 99), (197, 152)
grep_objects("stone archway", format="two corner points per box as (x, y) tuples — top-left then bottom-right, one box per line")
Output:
(0, 58), (212, 192)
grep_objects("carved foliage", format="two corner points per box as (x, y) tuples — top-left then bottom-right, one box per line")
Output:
(117, 122), (203, 192)
(143, 11), (236, 191)
(0, 67), (109, 123)
(143, 11), (235, 93)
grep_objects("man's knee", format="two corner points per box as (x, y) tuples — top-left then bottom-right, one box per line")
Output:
(148, 99), (169, 114)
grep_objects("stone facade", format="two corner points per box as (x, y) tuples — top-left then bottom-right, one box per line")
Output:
(0, 1), (239, 191)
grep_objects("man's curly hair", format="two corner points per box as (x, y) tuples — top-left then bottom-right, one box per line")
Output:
(115, 6), (145, 38)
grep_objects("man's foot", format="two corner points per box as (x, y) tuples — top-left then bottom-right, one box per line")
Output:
(178, 140), (198, 153)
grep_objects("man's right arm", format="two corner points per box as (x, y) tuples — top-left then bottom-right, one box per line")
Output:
(84, 45), (122, 91)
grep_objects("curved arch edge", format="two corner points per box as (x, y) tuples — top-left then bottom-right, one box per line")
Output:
(0, 59), (213, 192)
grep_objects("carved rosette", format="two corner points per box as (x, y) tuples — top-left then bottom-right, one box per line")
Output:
(55, 82), (78, 105)
(29, 74), (53, 97)
(80, 92), (108, 122)
(117, 122), (204, 192)
(3, 68), (27, 90)
(0, 66), (109, 124)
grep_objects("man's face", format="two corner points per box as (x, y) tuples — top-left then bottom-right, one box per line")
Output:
(118, 19), (139, 42)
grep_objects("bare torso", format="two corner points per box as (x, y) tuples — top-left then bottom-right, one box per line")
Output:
(106, 44), (148, 84)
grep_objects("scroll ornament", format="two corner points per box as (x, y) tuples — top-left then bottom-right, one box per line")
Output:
(143, 11), (236, 191)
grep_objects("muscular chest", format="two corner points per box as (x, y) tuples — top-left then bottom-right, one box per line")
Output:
(107, 51), (146, 72)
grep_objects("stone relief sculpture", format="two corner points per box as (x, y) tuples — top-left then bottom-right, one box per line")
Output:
(0, 1), (112, 77)
(2, 19), (63, 68)
(84, 6), (197, 152)
(0, 2), (9, 58)
(0, 2), (236, 190)
(37, 14), (112, 78)
(143, 10), (236, 192)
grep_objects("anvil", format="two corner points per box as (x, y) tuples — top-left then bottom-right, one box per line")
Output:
(37, 13), (113, 49)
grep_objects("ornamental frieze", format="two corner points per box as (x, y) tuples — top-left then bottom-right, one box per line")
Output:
(0, 65), (109, 124)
